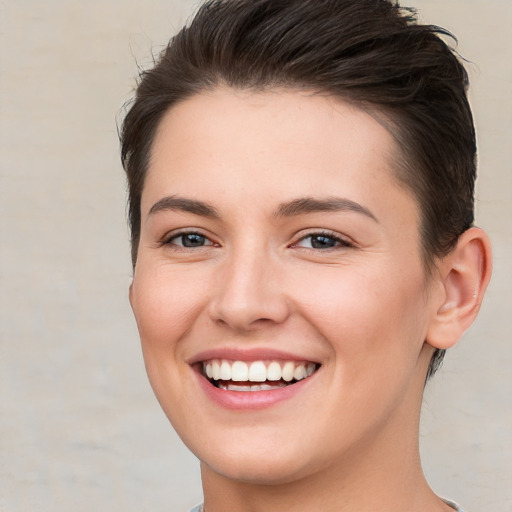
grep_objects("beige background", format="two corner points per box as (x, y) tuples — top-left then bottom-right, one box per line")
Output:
(0, 1), (510, 511)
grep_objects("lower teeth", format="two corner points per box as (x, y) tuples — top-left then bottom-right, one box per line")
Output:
(217, 381), (288, 392)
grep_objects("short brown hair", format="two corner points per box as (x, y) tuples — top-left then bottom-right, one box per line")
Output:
(120, 0), (477, 377)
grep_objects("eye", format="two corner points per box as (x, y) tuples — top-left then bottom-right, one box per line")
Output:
(166, 232), (214, 248)
(295, 232), (352, 250)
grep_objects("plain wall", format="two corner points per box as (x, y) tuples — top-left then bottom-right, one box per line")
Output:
(0, 1), (510, 511)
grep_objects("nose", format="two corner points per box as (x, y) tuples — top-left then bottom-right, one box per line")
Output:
(208, 246), (290, 332)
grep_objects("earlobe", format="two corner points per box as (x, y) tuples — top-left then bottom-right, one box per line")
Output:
(426, 227), (492, 350)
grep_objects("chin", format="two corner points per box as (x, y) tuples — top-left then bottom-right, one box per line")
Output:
(182, 422), (335, 487)
(201, 449), (315, 486)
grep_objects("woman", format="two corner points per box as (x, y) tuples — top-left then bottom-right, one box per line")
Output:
(120, 1), (492, 510)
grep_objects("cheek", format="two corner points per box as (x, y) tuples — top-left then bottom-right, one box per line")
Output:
(291, 263), (429, 367)
(286, 265), (430, 439)
(129, 265), (212, 424)
(130, 264), (210, 352)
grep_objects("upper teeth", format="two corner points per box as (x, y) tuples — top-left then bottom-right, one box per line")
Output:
(203, 359), (317, 382)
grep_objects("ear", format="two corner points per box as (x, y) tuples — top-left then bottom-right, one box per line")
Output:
(426, 227), (492, 350)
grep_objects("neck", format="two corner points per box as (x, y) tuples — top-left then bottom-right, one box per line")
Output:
(200, 347), (450, 512)
(200, 428), (443, 512)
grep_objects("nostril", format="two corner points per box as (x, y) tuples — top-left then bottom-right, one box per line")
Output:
(207, 269), (290, 329)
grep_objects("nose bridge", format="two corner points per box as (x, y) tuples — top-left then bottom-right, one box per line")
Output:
(210, 238), (289, 330)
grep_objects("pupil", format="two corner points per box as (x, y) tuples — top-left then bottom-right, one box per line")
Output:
(311, 235), (336, 249)
(183, 233), (205, 247)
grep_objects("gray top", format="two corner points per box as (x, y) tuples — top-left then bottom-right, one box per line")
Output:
(189, 500), (464, 511)
(444, 499), (465, 511)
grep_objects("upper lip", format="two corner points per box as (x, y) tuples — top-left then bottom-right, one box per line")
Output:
(187, 347), (320, 365)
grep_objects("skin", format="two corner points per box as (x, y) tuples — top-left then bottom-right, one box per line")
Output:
(129, 88), (491, 512)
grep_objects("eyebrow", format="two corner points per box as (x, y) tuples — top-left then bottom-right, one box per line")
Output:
(148, 195), (220, 219)
(275, 197), (378, 222)
(148, 195), (377, 223)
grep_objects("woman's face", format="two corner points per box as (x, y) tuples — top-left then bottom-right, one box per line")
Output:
(130, 89), (439, 484)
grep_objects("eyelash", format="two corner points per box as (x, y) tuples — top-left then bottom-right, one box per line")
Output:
(162, 229), (354, 251)
(162, 230), (216, 249)
(292, 230), (354, 251)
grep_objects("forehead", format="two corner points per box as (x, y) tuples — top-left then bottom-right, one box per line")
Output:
(151, 88), (397, 158)
(143, 88), (419, 228)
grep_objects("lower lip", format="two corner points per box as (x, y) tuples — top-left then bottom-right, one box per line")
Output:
(195, 371), (317, 410)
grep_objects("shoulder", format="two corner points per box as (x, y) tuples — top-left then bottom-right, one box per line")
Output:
(188, 506), (203, 512)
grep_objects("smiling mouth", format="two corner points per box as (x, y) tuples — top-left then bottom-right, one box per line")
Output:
(201, 359), (319, 392)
